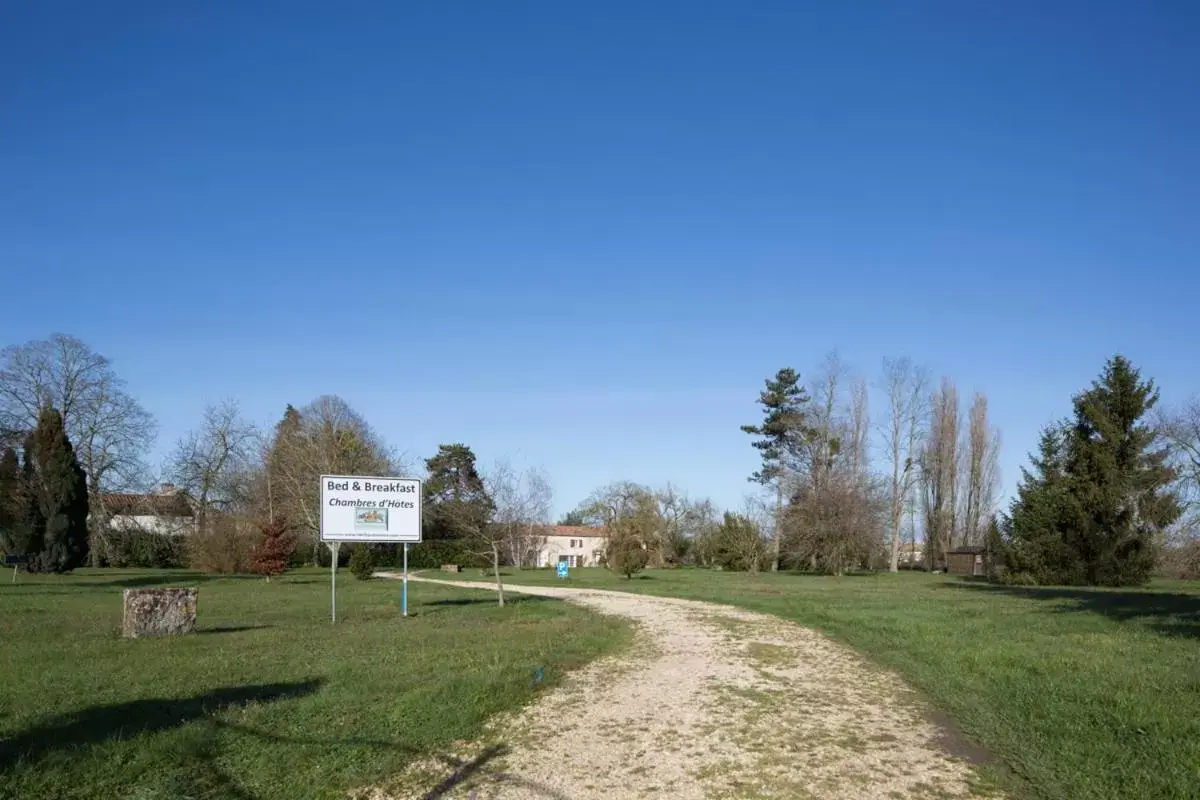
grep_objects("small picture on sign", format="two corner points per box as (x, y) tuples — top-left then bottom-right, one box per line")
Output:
(354, 507), (389, 532)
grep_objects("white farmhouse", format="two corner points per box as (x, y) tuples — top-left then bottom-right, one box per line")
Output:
(99, 484), (197, 536)
(535, 525), (607, 568)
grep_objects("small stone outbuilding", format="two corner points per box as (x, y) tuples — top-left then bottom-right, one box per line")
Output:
(945, 546), (999, 577)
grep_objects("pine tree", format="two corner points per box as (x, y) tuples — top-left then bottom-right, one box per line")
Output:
(742, 368), (813, 571)
(422, 444), (494, 541)
(31, 408), (90, 573)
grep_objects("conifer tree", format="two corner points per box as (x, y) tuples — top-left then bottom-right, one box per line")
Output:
(0, 447), (19, 554)
(422, 444), (493, 541)
(1065, 356), (1179, 585)
(251, 517), (294, 580)
(30, 408), (90, 572)
(1005, 357), (1180, 585)
(15, 435), (46, 565)
(742, 368), (813, 571)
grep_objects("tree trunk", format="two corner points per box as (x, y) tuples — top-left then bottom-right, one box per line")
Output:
(771, 482), (782, 572)
(889, 506), (902, 573)
(888, 465), (902, 573)
(493, 544), (505, 607)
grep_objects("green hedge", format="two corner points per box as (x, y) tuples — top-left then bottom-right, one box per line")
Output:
(399, 540), (486, 569)
(96, 530), (187, 569)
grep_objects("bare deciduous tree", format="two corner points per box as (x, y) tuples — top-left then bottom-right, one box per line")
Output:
(878, 357), (929, 572)
(0, 334), (156, 500)
(168, 400), (259, 536)
(960, 392), (1001, 546)
(921, 378), (960, 569)
(783, 354), (885, 574)
(1158, 396), (1200, 532)
(486, 460), (554, 598)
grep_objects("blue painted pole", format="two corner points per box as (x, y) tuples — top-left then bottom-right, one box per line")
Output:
(402, 542), (409, 617)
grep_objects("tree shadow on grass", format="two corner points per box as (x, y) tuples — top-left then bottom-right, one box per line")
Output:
(0, 679), (324, 774)
(947, 582), (1200, 639)
(220, 725), (569, 799)
(194, 625), (272, 635)
(11, 573), (263, 593)
(423, 595), (554, 608)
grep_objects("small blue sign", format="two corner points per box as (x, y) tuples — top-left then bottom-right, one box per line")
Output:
(556, 561), (569, 579)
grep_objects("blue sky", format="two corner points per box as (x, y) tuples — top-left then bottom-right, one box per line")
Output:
(2, 2), (1197, 517)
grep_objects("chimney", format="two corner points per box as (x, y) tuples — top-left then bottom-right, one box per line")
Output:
(158, 482), (177, 495)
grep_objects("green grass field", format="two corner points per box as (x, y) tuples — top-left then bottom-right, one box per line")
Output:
(459, 567), (1200, 800)
(0, 569), (630, 800)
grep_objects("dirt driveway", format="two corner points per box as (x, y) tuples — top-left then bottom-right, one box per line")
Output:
(368, 575), (996, 800)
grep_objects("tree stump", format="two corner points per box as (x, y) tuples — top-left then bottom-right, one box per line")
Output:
(122, 588), (198, 638)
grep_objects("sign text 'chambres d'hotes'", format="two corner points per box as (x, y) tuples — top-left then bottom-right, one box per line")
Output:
(320, 475), (422, 543)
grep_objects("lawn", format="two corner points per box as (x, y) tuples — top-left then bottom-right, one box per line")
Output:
(459, 567), (1200, 800)
(0, 568), (630, 800)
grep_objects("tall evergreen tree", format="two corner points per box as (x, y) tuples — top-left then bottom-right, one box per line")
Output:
(1004, 424), (1081, 583)
(0, 447), (19, 554)
(1064, 356), (1179, 585)
(264, 404), (303, 522)
(422, 444), (493, 540)
(742, 367), (813, 571)
(14, 435), (46, 563)
(1005, 357), (1180, 586)
(30, 408), (90, 573)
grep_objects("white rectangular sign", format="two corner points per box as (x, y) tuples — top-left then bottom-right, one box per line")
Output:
(320, 475), (422, 543)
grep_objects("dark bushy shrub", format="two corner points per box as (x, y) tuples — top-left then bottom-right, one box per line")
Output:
(608, 534), (649, 579)
(96, 529), (187, 569)
(348, 545), (377, 580)
(315, 543), (352, 568)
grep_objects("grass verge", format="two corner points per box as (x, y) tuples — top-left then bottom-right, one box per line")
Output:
(0, 568), (630, 800)
(456, 567), (1200, 800)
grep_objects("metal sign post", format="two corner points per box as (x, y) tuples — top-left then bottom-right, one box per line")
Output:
(5, 554), (27, 584)
(326, 541), (341, 624)
(402, 543), (409, 617)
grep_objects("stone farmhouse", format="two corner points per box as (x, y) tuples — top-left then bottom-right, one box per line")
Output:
(535, 525), (607, 568)
(97, 483), (197, 536)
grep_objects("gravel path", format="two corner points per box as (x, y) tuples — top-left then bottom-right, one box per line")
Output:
(367, 575), (997, 800)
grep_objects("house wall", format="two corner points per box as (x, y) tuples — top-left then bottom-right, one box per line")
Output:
(536, 534), (607, 568)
